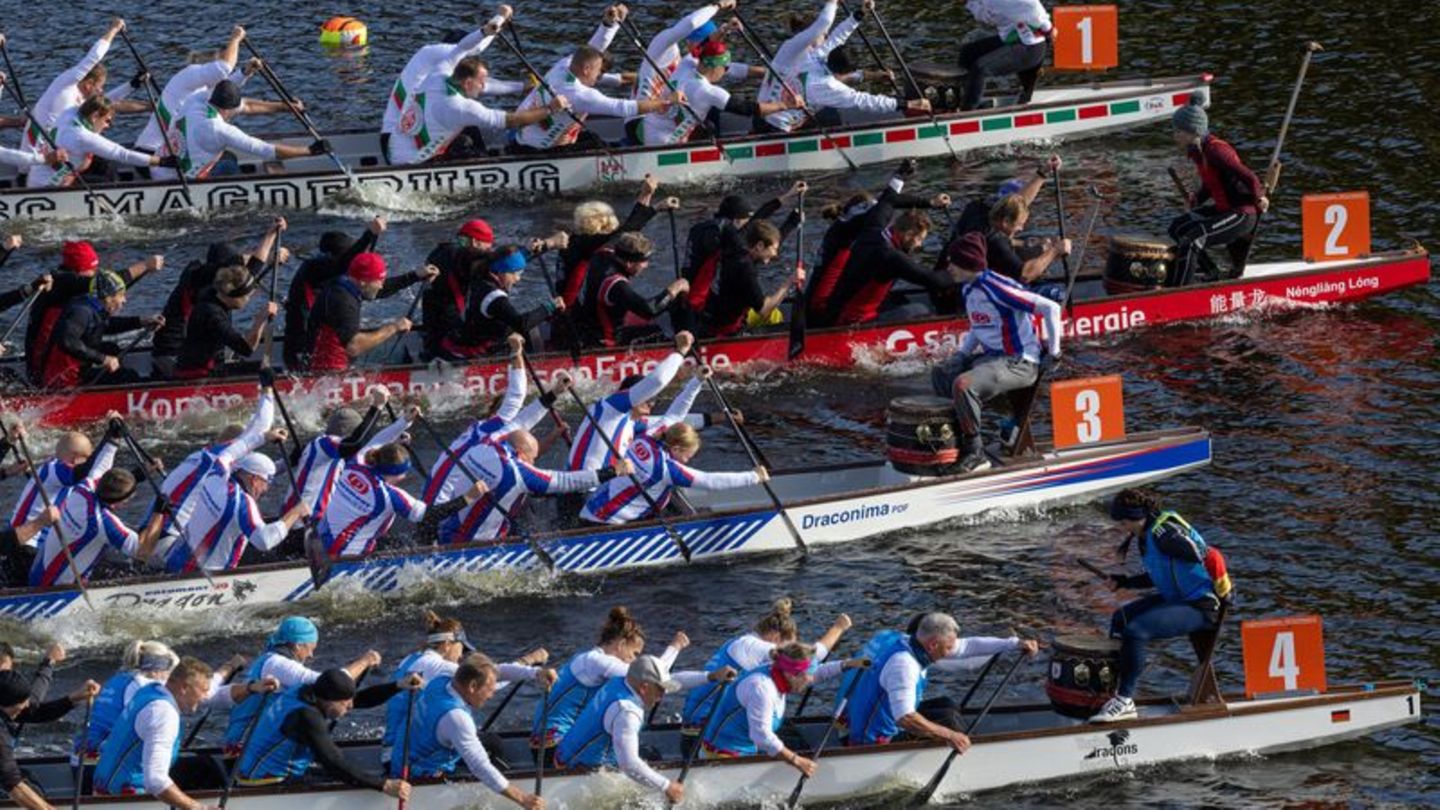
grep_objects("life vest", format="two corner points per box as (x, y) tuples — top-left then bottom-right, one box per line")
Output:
(1141, 511), (1225, 605)
(841, 630), (929, 745)
(391, 675), (469, 778)
(235, 686), (313, 784)
(594, 272), (630, 348)
(93, 683), (179, 795)
(81, 672), (144, 761)
(224, 651), (286, 750)
(380, 650), (430, 752)
(699, 664), (783, 757)
(306, 278), (362, 373)
(560, 256), (590, 310)
(834, 229), (903, 326)
(39, 296), (104, 389)
(26, 302), (64, 382)
(687, 250), (721, 312)
(553, 676), (642, 768)
(807, 245), (853, 319)
(681, 635), (746, 727)
(531, 649), (607, 749)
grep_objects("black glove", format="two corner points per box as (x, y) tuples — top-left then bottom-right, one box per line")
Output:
(153, 495), (173, 515)
(156, 155), (180, 170)
(258, 368), (276, 389)
(308, 139), (331, 156)
(896, 158), (917, 178)
(106, 418), (125, 442)
(129, 70), (150, 90)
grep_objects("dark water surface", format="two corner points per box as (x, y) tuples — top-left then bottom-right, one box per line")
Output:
(0, 0), (1435, 807)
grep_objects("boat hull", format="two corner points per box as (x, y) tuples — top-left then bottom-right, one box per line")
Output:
(5, 681), (1418, 808)
(0, 250), (1427, 429)
(0, 428), (1210, 624)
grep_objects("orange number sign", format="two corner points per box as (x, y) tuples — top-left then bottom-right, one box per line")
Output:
(1050, 375), (1124, 448)
(1241, 615), (1327, 699)
(1302, 192), (1371, 262)
(1052, 6), (1119, 71)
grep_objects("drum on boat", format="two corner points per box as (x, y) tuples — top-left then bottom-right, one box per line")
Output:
(1046, 633), (1121, 718)
(886, 396), (960, 476)
(1104, 235), (1175, 295)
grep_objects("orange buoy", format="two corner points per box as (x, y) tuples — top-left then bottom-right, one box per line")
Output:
(319, 16), (368, 49)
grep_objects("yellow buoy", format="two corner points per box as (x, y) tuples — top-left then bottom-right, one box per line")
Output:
(319, 16), (368, 49)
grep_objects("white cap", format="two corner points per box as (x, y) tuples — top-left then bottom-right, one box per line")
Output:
(234, 453), (277, 482)
(627, 655), (681, 694)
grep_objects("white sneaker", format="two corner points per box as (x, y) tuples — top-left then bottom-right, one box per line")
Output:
(1088, 696), (1137, 723)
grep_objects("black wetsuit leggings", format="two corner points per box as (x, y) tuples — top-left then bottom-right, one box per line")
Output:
(959, 36), (1047, 110)
(1167, 205), (1257, 286)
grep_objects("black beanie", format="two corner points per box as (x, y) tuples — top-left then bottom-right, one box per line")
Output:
(318, 232), (355, 257)
(206, 241), (243, 268)
(0, 671), (30, 708)
(312, 669), (356, 701)
(827, 46), (855, 77)
(717, 195), (751, 220)
(209, 80), (243, 111)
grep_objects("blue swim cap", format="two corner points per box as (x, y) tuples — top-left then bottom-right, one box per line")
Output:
(994, 178), (1027, 202)
(270, 616), (319, 647)
(687, 20), (718, 43)
(490, 249), (529, 275)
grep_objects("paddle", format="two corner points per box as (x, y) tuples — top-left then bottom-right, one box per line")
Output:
(69, 696), (92, 810)
(618, 17), (735, 164)
(83, 325), (152, 387)
(479, 680), (524, 733)
(514, 345), (573, 443)
(261, 228), (282, 370)
(218, 690), (271, 808)
(786, 190), (808, 359)
(907, 653), (1027, 807)
(383, 272), (429, 365)
(12, 430), (94, 610)
(1062, 185), (1105, 315)
(1166, 166), (1191, 208)
(1077, 557), (1111, 582)
(856, 1), (962, 165)
(182, 666), (240, 750)
(538, 253), (583, 366)
(731, 11), (858, 171)
(688, 351), (805, 554)
(0, 41), (116, 215)
(534, 681), (551, 797)
(491, 25), (618, 161)
(1237, 41), (1324, 270)
(0, 283), (42, 349)
(785, 658), (869, 810)
(670, 673), (736, 806)
(116, 27), (196, 210)
(409, 413), (558, 573)
(240, 39), (356, 183)
(396, 687), (417, 810)
(956, 652), (1002, 713)
(836, 0), (904, 96)
(115, 421), (217, 587)
(266, 372), (306, 463)
(560, 383), (693, 562)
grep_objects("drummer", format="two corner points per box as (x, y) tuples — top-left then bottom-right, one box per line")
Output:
(1088, 488), (1229, 723)
(841, 612), (1037, 748)
(1168, 97), (1267, 285)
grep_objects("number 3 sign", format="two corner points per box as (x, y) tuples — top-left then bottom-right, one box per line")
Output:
(1049, 375), (1125, 449)
(1241, 615), (1327, 698)
(1302, 191), (1371, 262)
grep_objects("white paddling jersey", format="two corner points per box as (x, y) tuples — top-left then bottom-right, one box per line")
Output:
(9, 458), (78, 535)
(566, 352), (685, 472)
(511, 22), (637, 151)
(164, 462), (287, 573)
(639, 65), (740, 146)
(580, 433), (758, 524)
(965, 0), (1053, 45)
(632, 4), (722, 103)
(16, 36), (133, 162)
(437, 441), (599, 544)
(383, 21), (499, 136)
(422, 368), (553, 505)
(958, 269), (1062, 363)
(152, 393), (275, 542)
(171, 103), (278, 179)
(758, 4), (867, 132)
(27, 106), (154, 187)
(281, 414), (409, 518)
(28, 442), (134, 587)
(316, 463), (426, 558)
(135, 60), (234, 153)
(389, 73), (510, 165)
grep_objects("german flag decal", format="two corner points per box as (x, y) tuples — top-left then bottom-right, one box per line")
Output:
(1331, 710), (1351, 723)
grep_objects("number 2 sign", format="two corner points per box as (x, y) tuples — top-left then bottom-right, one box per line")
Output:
(1241, 615), (1327, 698)
(1053, 5), (1119, 71)
(1302, 191), (1371, 262)
(1049, 375), (1125, 449)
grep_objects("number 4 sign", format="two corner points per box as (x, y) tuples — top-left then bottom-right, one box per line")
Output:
(1241, 615), (1327, 698)
(1302, 191), (1371, 262)
(1053, 5), (1119, 71)
(1049, 375), (1125, 449)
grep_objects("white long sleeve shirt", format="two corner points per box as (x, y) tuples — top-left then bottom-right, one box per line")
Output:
(639, 69), (732, 146)
(17, 36), (132, 160)
(166, 462), (289, 572)
(581, 433), (759, 524)
(135, 60), (235, 152)
(27, 106), (153, 187)
(437, 440), (599, 543)
(423, 366), (529, 505)
(9, 457), (74, 537)
(879, 635), (1021, 721)
(759, 1), (854, 131)
(569, 644), (682, 689)
(605, 670), (710, 792)
(29, 442), (131, 587)
(567, 352), (685, 471)
(965, 0), (1053, 46)
(389, 72), (510, 165)
(512, 22), (635, 150)
(157, 392), (275, 541)
(735, 660), (844, 754)
(171, 103), (277, 179)
(633, 4), (721, 103)
(382, 20), (501, 136)
(718, 633), (831, 672)
(283, 408), (409, 517)
(957, 269), (1063, 362)
(133, 678), (235, 796)
(435, 684), (510, 793)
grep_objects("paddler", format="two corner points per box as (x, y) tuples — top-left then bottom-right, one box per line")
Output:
(24, 241), (162, 384)
(297, 253), (437, 373)
(152, 218), (287, 379)
(0, 507), (58, 578)
(0, 274), (52, 339)
(821, 159), (954, 327)
(703, 215), (804, 338)
(0, 231), (20, 270)
(554, 654), (734, 804)
(391, 654), (546, 809)
(0, 73), (67, 172)
(388, 54), (572, 165)
(841, 612), (1038, 747)
(280, 388), (391, 521)
(930, 231), (1062, 472)
(37, 269), (164, 388)
(166, 265), (280, 380)
(25, 96), (177, 187)
(580, 422), (766, 524)
(419, 218), (493, 360)
(556, 175), (662, 311)
(630, 37), (792, 147)
(508, 5), (679, 153)
(981, 186), (1071, 297)
(678, 183), (805, 330)
(532, 607), (689, 764)
(222, 616), (379, 755)
(28, 420), (167, 586)
(283, 217), (385, 369)
(680, 599), (851, 748)
(93, 657), (280, 805)
(630, 0), (739, 108)
(449, 244), (569, 357)
(165, 80), (324, 179)
(7, 424), (95, 530)
(958, 0), (1053, 110)
(234, 668), (417, 799)
(380, 7), (513, 161)
(162, 446), (310, 572)
(566, 331), (693, 472)
(574, 232), (688, 347)
(1168, 97), (1267, 284)
(1088, 488), (1230, 723)
(0, 652), (100, 810)
(380, 611), (552, 765)
(133, 25), (246, 161)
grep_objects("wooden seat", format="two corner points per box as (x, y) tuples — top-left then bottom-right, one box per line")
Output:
(1184, 600), (1231, 708)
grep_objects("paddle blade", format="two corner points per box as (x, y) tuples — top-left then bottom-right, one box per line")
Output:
(303, 527), (331, 589)
(787, 288), (808, 360)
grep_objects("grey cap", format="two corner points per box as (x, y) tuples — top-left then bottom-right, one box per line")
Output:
(1172, 97), (1208, 138)
(326, 407), (362, 437)
(627, 655), (681, 694)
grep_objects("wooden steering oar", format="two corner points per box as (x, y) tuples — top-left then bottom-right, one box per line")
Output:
(116, 27), (196, 210)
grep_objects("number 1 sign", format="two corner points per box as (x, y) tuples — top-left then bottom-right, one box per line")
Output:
(1241, 615), (1327, 698)
(1053, 5), (1119, 71)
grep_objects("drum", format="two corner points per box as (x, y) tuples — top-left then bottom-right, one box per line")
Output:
(1104, 235), (1175, 295)
(1046, 634), (1122, 718)
(886, 396), (960, 476)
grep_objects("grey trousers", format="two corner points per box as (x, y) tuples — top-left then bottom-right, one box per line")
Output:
(931, 353), (1040, 450)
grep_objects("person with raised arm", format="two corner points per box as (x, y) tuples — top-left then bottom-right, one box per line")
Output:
(580, 422), (764, 524)
(556, 174), (661, 312)
(25, 96), (177, 187)
(566, 331), (693, 472)
(283, 217), (386, 368)
(0, 649), (100, 810)
(297, 253), (437, 373)
(166, 80), (323, 179)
